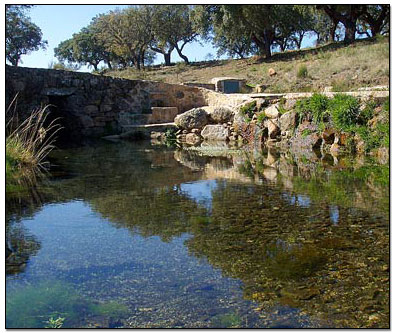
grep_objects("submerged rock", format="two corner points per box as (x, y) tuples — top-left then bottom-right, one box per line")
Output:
(185, 133), (202, 145)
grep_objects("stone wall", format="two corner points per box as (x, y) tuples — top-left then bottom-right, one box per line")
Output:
(6, 65), (206, 138)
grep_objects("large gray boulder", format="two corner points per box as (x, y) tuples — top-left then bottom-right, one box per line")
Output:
(201, 124), (230, 141)
(210, 107), (234, 123)
(174, 108), (209, 130)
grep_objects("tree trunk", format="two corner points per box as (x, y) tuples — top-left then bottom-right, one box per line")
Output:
(329, 21), (338, 42)
(262, 29), (273, 58)
(370, 22), (382, 37)
(175, 44), (189, 63)
(344, 19), (356, 44)
(164, 52), (171, 66)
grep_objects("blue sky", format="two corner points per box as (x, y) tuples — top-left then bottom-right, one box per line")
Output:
(19, 5), (221, 71)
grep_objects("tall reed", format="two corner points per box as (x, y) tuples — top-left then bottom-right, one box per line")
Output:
(6, 95), (62, 175)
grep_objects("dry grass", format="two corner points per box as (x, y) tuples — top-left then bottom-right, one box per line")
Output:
(6, 95), (62, 171)
(105, 37), (389, 93)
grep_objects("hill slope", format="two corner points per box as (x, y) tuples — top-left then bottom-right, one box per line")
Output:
(105, 37), (389, 93)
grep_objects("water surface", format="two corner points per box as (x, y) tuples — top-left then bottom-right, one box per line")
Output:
(6, 141), (389, 328)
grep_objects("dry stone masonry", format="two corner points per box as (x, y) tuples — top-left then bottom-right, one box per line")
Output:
(6, 65), (206, 139)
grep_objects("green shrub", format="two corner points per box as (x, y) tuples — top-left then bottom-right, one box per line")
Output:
(329, 94), (360, 130)
(296, 64), (308, 78)
(295, 93), (330, 124)
(383, 96), (389, 113)
(239, 101), (257, 121)
(301, 128), (312, 137)
(256, 112), (267, 124)
(358, 101), (376, 125)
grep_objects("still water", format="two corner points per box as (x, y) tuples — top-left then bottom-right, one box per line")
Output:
(6, 141), (389, 328)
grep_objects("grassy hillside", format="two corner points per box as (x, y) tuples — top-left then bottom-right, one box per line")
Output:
(105, 37), (389, 93)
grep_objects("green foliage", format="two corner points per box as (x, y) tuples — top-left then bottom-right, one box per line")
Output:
(164, 127), (177, 146)
(6, 281), (130, 328)
(6, 5), (48, 66)
(355, 123), (389, 152)
(294, 93), (389, 153)
(192, 5), (317, 58)
(296, 64), (308, 78)
(301, 128), (312, 137)
(211, 312), (242, 328)
(358, 101), (376, 126)
(45, 316), (65, 328)
(150, 5), (197, 64)
(6, 281), (82, 328)
(383, 96), (389, 112)
(256, 112), (267, 124)
(239, 101), (256, 121)
(90, 301), (129, 318)
(48, 60), (79, 71)
(328, 94), (360, 130)
(277, 99), (288, 115)
(295, 93), (330, 124)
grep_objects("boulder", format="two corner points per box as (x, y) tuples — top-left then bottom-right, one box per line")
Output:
(290, 124), (323, 151)
(185, 133), (202, 145)
(210, 107), (234, 123)
(268, 68), (277, 76)
(264, 104), (280, 119)
(279, 111), (298, 133)
(265, 119), (280, 139)
(201, 124), (230, 141)
(174, 108), (209, 130)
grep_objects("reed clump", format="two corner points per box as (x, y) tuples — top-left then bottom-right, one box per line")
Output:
(6, 95), (62, 188)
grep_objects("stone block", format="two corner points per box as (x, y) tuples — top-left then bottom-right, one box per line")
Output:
(150, 107), (178, 123)
(201, 124), (229, 141)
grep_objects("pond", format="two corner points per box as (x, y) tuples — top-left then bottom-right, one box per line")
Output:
(6, 141), (389, 328)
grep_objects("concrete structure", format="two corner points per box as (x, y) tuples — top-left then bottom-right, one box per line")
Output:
(211, 77), (247, 93)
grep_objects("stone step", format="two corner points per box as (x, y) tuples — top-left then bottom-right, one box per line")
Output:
(121, 122), (176, 131)
(151, 107), (178, 123)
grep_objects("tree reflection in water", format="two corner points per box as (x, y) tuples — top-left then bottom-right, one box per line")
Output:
(6, 141), (389, 328)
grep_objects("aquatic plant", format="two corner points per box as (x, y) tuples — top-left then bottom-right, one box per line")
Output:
(6, 281), (130, 328)
(45, 316), (65, 328)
